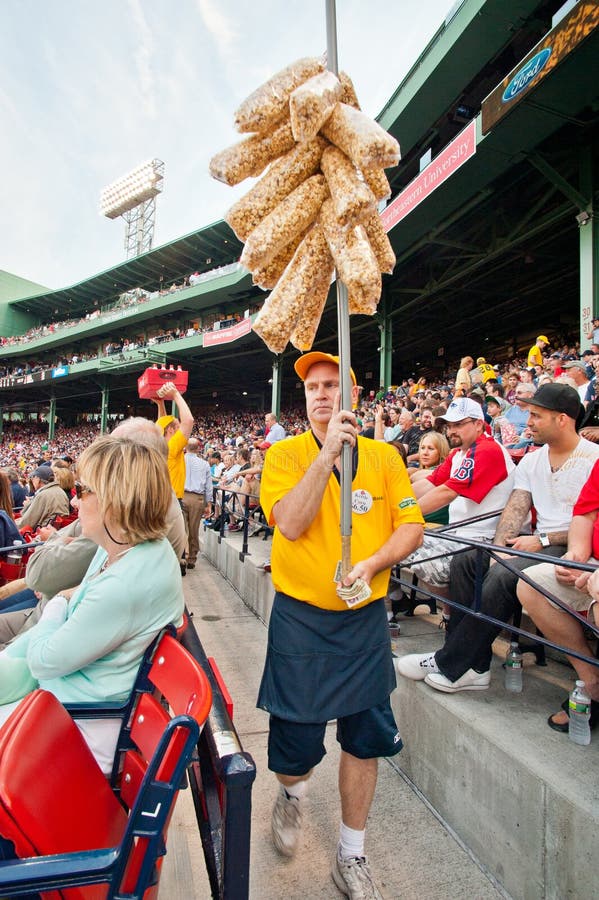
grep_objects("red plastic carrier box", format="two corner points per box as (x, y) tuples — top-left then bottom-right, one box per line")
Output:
(137, 365), (189, 400)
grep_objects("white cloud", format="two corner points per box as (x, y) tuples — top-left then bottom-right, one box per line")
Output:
(127, 0), (157, 118)
(196, 0), (239, 58)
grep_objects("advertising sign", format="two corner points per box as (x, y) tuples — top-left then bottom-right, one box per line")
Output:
(380, 120), (476, 233)
(203, 317), (252, 347)
(481, 1), (599, 134)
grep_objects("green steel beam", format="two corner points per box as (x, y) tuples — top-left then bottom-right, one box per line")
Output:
(527, 152), (590, 211)
(100, 384), (109, 435)
(579, 145), (598, 349)
(376, 293), (393, 390)
(48, 397), (56, 441)
(271, 358), (282, 418)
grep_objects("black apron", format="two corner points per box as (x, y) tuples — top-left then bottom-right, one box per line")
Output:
(257, 592), (396, 723)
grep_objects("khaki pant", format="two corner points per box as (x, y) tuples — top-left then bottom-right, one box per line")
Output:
(182, 492), (206, 565)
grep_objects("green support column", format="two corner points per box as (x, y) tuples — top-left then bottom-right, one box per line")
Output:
(271, 358), (282, 417)
(579, 146), (597, 349)
(48, 397), (56, 441)
(378, 294), (393, 391)
(100, 384), (109, 434)
(0, 407), (3, 440)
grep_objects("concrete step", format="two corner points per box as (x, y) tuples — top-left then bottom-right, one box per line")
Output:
(167, 528), (599, 900)
(392, 616), (599, 900)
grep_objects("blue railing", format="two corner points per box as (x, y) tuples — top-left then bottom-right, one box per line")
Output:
(392, 525), (599, 670)
(211, 487), (272, 561)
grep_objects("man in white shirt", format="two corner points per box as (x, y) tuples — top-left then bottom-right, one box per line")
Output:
(563, 359), (590, 405)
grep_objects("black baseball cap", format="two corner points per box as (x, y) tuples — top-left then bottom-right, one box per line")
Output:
(525, 383), (582, 421)
(31, 465), (54, 482)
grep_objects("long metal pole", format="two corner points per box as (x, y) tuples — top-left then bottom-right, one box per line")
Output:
(325, 0), (353, 574)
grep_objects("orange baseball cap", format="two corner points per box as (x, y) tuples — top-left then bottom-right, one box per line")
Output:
(294, 352), (356, 385)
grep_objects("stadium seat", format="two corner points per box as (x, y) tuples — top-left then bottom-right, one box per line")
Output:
(0, 632), (212, 899)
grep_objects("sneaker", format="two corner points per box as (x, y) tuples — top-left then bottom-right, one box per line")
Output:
(395, 652), (439, 680)
(424, 668), (491, 693)
(332, 852), (384, 899)
(271, 788), (302, 857)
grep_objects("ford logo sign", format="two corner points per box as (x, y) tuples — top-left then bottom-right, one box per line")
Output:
(502, 48), (552, 103)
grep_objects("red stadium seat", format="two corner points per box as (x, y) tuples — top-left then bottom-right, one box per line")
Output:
(0, 632), (212, 899)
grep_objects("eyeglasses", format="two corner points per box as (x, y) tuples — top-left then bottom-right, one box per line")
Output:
(449, 418), (476, 427)
(74, 482), (95, 500)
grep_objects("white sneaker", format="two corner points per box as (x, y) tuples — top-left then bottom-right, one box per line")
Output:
(425, 668), (491, 693)
(332, 852), (384, 899)
(395, 652), (439, 680)
(271, 787), (302, 857)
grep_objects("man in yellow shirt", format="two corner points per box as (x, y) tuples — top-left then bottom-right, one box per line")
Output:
(153, 381), (194, 500)
(258, 352), (423, 899)
(527, 334), (549, 368)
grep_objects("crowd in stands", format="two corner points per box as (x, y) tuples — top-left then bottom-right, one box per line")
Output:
(0, 311), (262, 383)
(2, 332), (598, 473)
(0, 332), (598, 767)
(0, 259), (263, 383)
(0, 262), (242, 350)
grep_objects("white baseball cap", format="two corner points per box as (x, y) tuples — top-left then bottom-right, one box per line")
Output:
(438, 398), (484, 423)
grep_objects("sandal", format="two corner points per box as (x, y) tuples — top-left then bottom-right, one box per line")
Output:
(547, 697), (599, 734)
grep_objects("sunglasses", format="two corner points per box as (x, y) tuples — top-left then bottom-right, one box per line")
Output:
(74, 482), (95, 500)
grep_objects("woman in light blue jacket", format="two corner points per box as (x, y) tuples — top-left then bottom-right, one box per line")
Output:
(0, 434), (185, 773)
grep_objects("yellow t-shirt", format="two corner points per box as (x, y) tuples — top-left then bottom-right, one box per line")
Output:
(167, 429), (188, 498)
(260, 432), (424, 611)
(479, 363), (496, 383)
(527, 345), (543, 367)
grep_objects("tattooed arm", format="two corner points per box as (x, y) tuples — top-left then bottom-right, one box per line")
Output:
(493, 489), (532, 547)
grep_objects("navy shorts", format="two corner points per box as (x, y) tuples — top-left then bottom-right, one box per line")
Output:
(268, 698), (403, 776)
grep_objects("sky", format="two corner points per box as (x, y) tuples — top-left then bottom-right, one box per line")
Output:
(0, 0), (454, 292)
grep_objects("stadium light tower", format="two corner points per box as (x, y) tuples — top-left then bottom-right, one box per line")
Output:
(100, 159), (165, 258)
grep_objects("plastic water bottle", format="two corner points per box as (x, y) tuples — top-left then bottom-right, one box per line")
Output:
(7, 540), (24, 565)
(568, 680), (591, 746)
(504, 642), (523, 693)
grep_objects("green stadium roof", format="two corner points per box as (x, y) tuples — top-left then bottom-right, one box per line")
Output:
(0, 271), (49, 303)
(8, 219), (243, 320)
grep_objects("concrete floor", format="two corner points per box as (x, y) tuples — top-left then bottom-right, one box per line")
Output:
(160, 550), (505, 900)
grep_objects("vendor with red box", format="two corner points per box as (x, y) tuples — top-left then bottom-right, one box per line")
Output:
(152, 382), (194, 501)
(137, 365), (189, 400)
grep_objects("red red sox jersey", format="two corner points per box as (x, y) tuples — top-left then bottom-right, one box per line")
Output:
(427, 435), (515, 538)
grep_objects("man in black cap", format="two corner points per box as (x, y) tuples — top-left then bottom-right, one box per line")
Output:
(397, 384), (599, 692)
(18, 465), (70, 531)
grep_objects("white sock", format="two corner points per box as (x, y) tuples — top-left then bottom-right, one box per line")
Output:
(282, 779), (308, 801)
(338, 822), (365, 860)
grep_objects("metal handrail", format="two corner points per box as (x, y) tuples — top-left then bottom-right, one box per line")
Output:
(394, 527), (599, 670)
(212, 487), (272, 560)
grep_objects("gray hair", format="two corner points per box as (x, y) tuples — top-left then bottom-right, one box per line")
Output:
(111, 417), (168, 460)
